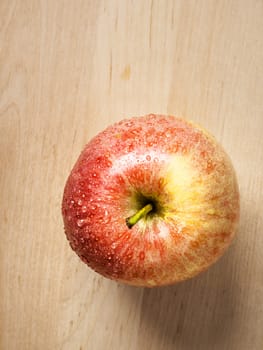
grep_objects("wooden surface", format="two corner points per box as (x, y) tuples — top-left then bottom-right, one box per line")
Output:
(1, 1), (263, 349)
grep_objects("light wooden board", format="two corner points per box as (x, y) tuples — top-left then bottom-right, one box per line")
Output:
(1, 1), (263, 349)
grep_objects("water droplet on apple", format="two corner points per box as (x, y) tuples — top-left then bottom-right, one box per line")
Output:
(146, 155), (151, 161)
(81, 205), (87, 213)
(77, 199), (83, 206)
(92, 172), (97, 178)
(111, 242), (117, 249)
(90, 204), (97, 210)
(77, 219), (86, 228)
(154, 157), (158, 162)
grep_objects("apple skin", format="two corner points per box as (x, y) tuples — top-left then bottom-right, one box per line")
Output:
(62, 114), (240, 287)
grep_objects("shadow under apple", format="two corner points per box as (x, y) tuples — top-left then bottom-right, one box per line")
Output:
(137, 251), (241, 350)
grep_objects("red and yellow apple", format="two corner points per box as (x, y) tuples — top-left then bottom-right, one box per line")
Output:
(62, 114), (239, 287)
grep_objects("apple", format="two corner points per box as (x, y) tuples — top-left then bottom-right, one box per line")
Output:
(62, 114), (239, 287)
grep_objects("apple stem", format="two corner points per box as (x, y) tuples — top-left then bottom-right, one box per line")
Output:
(126, 203), (153, 229)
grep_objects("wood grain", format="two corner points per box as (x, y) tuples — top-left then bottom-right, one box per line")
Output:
(1, 1), (263, 349)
